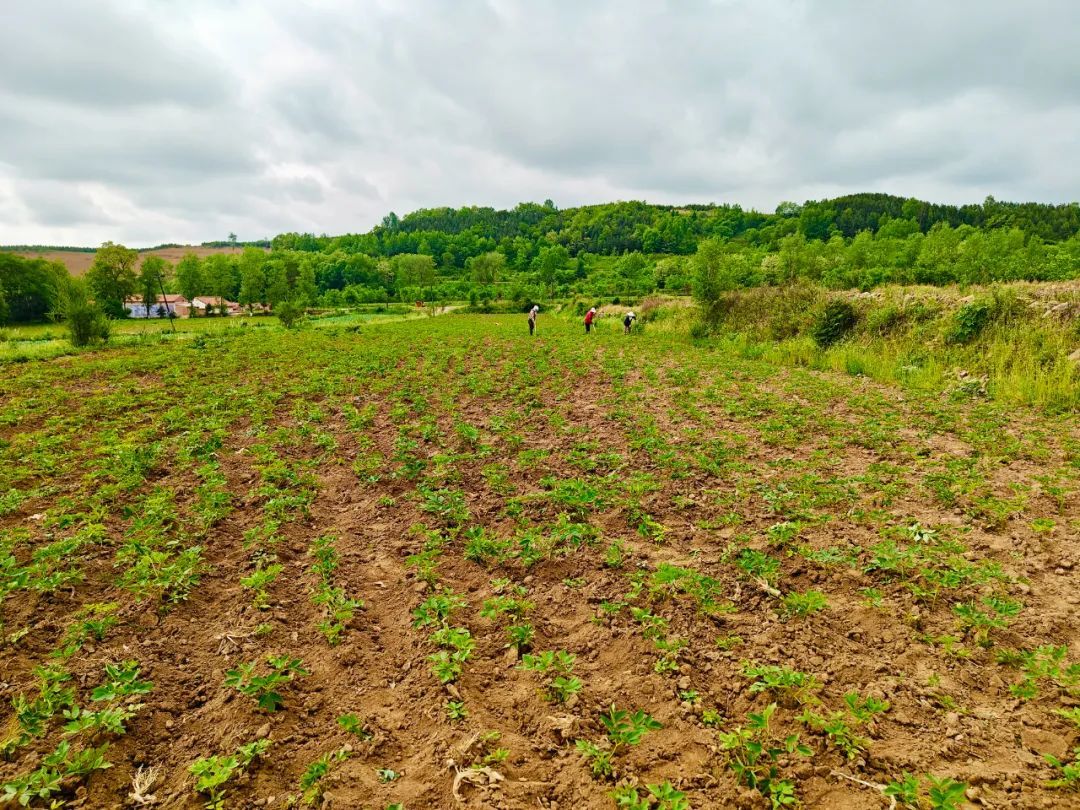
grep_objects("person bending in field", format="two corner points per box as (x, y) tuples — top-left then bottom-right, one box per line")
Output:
(584, 307), (596, 333)
(528, 304), (539, 335)
(623, 311), (636, 334)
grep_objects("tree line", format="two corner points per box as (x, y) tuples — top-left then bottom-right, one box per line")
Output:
(1, 193), (1078, 327)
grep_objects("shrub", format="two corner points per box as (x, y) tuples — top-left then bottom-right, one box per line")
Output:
(54, 280), (110, 347)
(946, 301), (991, 344)
(812, 300), (857, 347)
(276, 300), (305, 329)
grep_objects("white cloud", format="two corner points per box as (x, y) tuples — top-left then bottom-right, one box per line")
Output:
(1, 0), (1076, 246)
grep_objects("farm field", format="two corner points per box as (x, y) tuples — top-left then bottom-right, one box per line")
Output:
(0, 307), (429, 364)
(0, 314), (1078, 809)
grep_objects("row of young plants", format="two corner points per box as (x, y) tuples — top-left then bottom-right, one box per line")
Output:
(0, 314), (1076, 806)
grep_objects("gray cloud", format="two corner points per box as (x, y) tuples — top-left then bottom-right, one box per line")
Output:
(0, 0), (1076, 246)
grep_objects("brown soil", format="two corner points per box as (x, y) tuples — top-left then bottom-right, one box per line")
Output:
(0, 324), (1077, 809)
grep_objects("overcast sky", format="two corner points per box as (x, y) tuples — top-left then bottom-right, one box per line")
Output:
(1, 0), (1077, 247)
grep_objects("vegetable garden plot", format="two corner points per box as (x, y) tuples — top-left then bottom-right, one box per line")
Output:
(0, 316), (1077, 808)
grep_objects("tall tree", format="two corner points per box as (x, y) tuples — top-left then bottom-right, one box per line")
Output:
(204, 254), (239, 300)
(535, 245), (569, 294)
(264, 261), (291, 307)
(467, 251), (506, 284)
(393, 254), (436, 294)
(86, 242), (138, 318)
(138, 256), (170, 317)
(294, 262), (318, 306)
(175, 253), (205, 303)
(0, 254), (65, 322)
(238, 247), (267, 308)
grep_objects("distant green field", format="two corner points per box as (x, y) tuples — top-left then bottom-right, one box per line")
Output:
(0, 307), (431, 363)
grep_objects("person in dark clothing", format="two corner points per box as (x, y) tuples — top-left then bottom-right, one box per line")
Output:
(528, 304), (539, 335)
(623, 311), (636, 334)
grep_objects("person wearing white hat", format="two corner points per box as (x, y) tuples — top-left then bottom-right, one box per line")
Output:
(528, 304), (539, 335)
(623, 310), (636, 334)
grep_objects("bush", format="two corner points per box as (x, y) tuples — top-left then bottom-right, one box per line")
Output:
(276, 300), (305, 329)
(812, 300), (857, 348)
(55, 281), (110, 347)
(946, 301), (991, 345)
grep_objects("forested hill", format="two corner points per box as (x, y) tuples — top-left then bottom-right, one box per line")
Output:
(3, 193), (1079, 326)
(272, 193), (1080, 257)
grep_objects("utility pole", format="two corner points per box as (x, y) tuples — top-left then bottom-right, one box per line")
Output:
(157, 275), (176, 333)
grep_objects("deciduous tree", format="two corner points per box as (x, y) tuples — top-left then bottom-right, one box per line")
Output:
(86, 242), (138, 318)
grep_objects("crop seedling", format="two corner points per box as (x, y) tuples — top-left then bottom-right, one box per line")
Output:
(701, 707), (723, 727)
(224, 655), (309, 711)
(506, 622), (534, 651)
(781, 589), (828, 618)
(1045, 746), (1080, 791)
(336, 713), (372, 740)
(953, 595), (1022, 646)
(884, 773), (969, 809)
(190, 739), (270, 809)
(519, 650), (582, 702)
(719, 703), (812, 808)
(742, 662), (821, 704)
(1, 740), (112, 807)
(240, 562), (282, 610)
(412, 592), (466, 629)
(428, 625), (474, 683)
(53, 602), (119, 659)
(91, 661), (153, 702)
(576, 705), (662, 780)
(446, 700), (468, 721)
(1, 665), (76, 757)
(611, 781), (689, 810)
(299, 747), (349, 806)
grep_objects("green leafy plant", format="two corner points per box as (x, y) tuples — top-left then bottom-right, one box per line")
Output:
(53, 602), (119, 659)
(240, 562), (282, 610)
(612, 781), (689, 810)
(446, 700), (468, 721)
(741, 662), (820, 703)
(336, 713), (372, 740)
(90, 661), (153, 702)
(719, 703), (811, 809)
(299, 747), (349, 806)
(224, 655), (309, 711)
(953, 595), (1021, 646)
(812, 300), (857, 348)
(780, 589), (828, 618)
(190, 739), (270, 809)
(519, 650), (582, 702)
(883, 773), (968, 809)
(576, 705), (662, 780)
(1, 740), (112, 807)
(428, 626), (474, 684)
(412, 592), (466, 628)
(1045, 746), (1080, 791)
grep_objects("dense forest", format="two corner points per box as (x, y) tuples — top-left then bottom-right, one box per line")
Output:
(1, 193), (1078, 324)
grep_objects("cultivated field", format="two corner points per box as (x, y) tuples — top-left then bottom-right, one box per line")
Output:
(0, 314), (1077, 808)
(10, 246), (257, 277)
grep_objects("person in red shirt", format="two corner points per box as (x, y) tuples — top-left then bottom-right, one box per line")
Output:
(584, 307), (596, 333)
